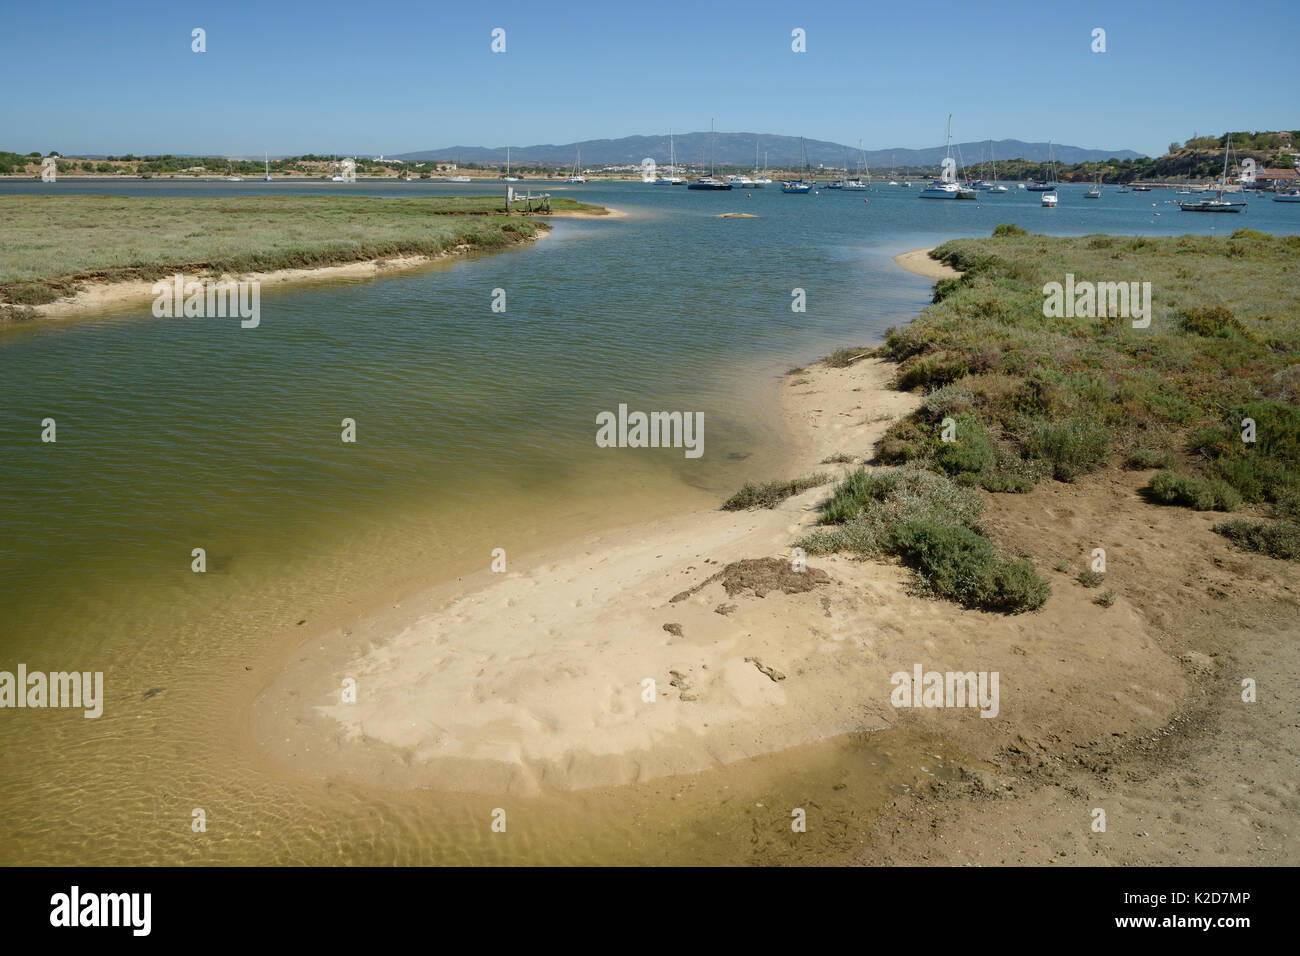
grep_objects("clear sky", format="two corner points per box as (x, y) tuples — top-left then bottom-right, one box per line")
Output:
(2, 0), (1294, 158)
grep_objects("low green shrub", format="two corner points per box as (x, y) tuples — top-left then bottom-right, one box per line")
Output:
(1148, 469), (1241, 511)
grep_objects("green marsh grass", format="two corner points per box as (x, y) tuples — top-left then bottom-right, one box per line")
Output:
(0, 195), (603, 302)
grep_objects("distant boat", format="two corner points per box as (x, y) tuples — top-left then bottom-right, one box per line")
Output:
(1180, 136), (1246, 213)
(446, 174), (471, 183)
(841, 140), (871, 190)
(750, 141), (767, 187)
(689, 119), (733, 190)
(1041, 191), (1058, 207)
(781, 136), (814, 193)
(1273, 189), (1300, 202)
(1117, 185), (1131, 193)
(500, 147), (520, 182)
(919, 115), (961, 199)
(654, 131), (684, 184)
(264, 153), (272, 182)
(985, 145), (1007, 192)
(1132, 184), (1152, 192)
(565, 148), (588, 183)
(1086, 172), (1102, 199)
(1027, 141), (1060, 191)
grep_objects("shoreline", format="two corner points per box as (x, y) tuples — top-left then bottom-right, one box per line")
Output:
(7, 208), (625, 323)
(245, 239), (1299, 864)
(249, 342), (1187, 803)
(11, 231), (551, 322)
(892, 246), (961, 280)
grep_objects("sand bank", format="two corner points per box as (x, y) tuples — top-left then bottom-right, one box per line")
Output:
(540, 206), (628, 219)
(252, 352), (1190, 796)
(17, 235), (549, 321)
(893, 247), (961, 280)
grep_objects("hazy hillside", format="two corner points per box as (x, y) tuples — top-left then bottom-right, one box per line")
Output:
(395, 133), (1143, 169)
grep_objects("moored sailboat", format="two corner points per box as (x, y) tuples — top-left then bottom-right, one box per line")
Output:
(919, 115), (961, 199)
(781, 136), (814, 193)
(688, 119), (733, 190)
(1026, 141), (1059, 191)
(1179, 136), (1247, 213)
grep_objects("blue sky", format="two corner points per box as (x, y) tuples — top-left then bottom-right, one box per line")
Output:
(2, 0), (1294, 158)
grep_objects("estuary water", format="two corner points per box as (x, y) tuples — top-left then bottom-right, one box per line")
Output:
(0, 177), (1293, 864)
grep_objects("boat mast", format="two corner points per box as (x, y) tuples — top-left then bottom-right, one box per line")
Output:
(1220, 136), (1232, 199)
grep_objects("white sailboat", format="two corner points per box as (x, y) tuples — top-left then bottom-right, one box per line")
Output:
(842, 139), (870, 190)
(565, 148), (588, 183)
(263, 153), (272, 182)
(749, 140), (766, 187)
(781, 136), (814, 193)
(689, 119), (733, 190)
(919, 116), (961, 199)
(500, 146), (520, 182)
(654, 130), (684, 184)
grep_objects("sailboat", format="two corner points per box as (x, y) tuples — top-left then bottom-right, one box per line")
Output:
(500, 146), (520, 182)
(1085, 170), (1102, 198)
(781, 137), (814, 193)
(263, 153), (272, 182)
(987, 145), (1008, 193)
(843, 141), (871, 190)
(654, 131), (684, 184)
(565, 148), (588, 183)
(825, 156), (845, 189)
(688, 120), (732, 189)
(748, 140), (766, 187)
(919, 116), (961, 199)
(1180, 136), (1247, 212)
(1026, 141), (1059, 191)
(754, 149), (773, 186)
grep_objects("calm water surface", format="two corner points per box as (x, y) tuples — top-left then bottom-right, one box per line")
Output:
(1, 179), (1294, 863)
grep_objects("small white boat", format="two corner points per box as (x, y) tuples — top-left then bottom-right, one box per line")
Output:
(565, 148), (588, 183)
(446, 175), (471, 183)
(1041, 191), (1058, 207)
(1273, 190), (1300, 202)
(919, 116), (961, 199)
(499, 146), (520, 181)
(987, 184), (1008, 194)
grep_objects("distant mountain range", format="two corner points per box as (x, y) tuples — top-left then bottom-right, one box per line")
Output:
(395, 133), (1144, 169)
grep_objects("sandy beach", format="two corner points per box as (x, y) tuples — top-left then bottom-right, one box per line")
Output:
(243, 244), (1299, 864)
(893, 247), (961, 280)
(252, 347), (1193, 800)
